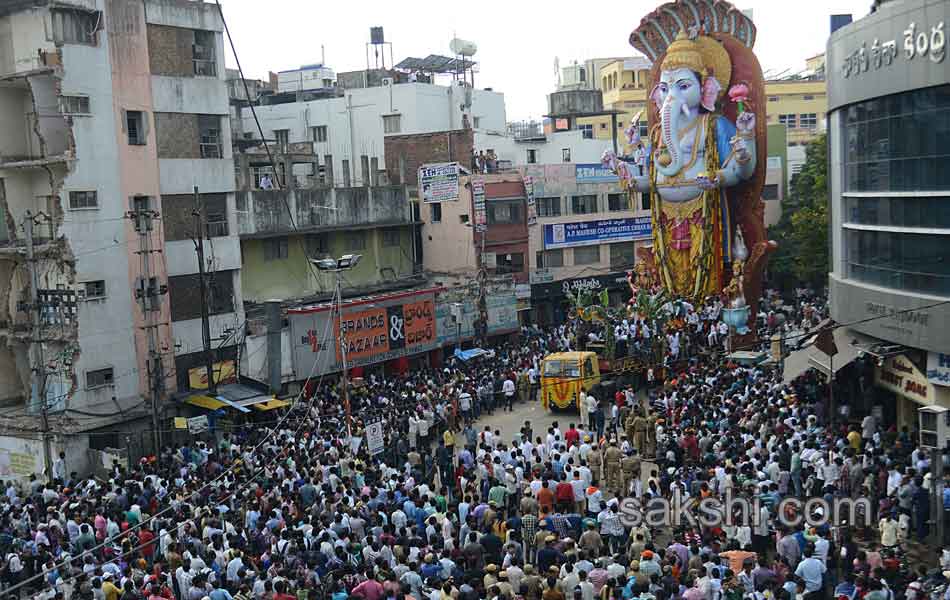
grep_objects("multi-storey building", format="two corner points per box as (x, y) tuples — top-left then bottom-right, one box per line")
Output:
(826, 0), (950, 430)
(0, 0), (241, 475)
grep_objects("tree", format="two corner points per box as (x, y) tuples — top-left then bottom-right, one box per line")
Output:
(767, 133), (829, 290)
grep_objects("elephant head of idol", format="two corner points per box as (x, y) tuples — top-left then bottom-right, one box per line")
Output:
(649, 31), (731, 178)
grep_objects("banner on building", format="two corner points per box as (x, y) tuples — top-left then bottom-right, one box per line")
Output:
(419, 162), (460, 203)
(472, 178), (486, 232)
(928, 352), (950, 387)
(575, 163), (621, 184)
(289, 289), (440, 376)
(187, 415), (209, 434)
(543, 217), (652, 250)
(525, 176), (537, 226)
(188, 360), (237, 390)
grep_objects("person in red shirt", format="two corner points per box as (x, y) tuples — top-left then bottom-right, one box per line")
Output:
(272, 580), (295, 600)
(537, 481), (555, 514)
(138, 527), (155, 559)
(565, 423), (580, 447)
(555, 475), (575, 513)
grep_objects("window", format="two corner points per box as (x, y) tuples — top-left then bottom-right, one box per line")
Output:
(799, 113), (817, 129)
(768, 96), (779, 102)
(537, 197), (561, 217)
(640, 192), (651, 211)
(381, 228), (400, 247)
(487, 199), (523, 224)
(562, 148), (572, 162)
(803, 94), (815, 100)
(51, 8), (99, 45)
(778, 114), (796, 128)
(305, 233), (328, 257)
(762, 183), (779, 200)
(68, 191), (98, 210)
(346, 231), (366, 251)
(383, 114), (401, 134)
(274, 129), (289, 152)
(600, 122), (607, 129)
(845, 229), (950, 296)
(199, 115), (222, 158)
(61, 95), (90, 115)
(126, 110), (146, 145)
(86, 367), (114, 389)
(430, 203), (442, 223)
(472, 116), (481, 129)
(844, 196), (950, 229)
(571, 195), (598, 215)
(536, 249), (564, 268)
(192, 30), (216, 76)
(263, 237), (289, 261)
(459, 214), (469, 224)
(312, 125), (327, 143)
(205, 211), (228, 237)
(495, 253), (525, 275)
(526, 149), (538, 164)
(573, 245), (600, 265)
(579, 124), (593, 139)
(83, 280), (106, 299)
(608, 193), (628, 211)
(610, 242), (636, 268)
(843, 84), (950, 193)
(132, 196), (153, 232)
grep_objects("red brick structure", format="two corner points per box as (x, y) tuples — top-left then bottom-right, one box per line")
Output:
(384, 129), (474, 186)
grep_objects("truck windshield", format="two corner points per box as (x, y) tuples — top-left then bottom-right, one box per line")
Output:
(543, 360), (580, 378)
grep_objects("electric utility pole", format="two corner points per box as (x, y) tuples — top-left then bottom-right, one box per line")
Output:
(24, 211), (53, 480)
(193, 187), (217, 395)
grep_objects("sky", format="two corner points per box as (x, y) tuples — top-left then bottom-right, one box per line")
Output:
(219, 0), (872, 121)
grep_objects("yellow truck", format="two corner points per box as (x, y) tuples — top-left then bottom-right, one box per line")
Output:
(540, 351), (601, 412)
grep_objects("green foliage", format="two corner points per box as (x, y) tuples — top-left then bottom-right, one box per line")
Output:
(767, 133), (829, 290)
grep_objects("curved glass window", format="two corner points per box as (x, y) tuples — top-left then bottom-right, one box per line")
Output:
(845, 230), (950, 296)
(844, 196), (950, 228)
(843, 85), (950, 192)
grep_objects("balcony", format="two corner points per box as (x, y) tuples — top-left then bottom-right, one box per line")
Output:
(236, 185), (415, 238)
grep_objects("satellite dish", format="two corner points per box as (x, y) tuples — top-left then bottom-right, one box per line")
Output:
(450, 38), (478, 57)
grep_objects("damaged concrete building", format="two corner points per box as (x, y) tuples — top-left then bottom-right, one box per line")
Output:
(0, 0), (242, 478)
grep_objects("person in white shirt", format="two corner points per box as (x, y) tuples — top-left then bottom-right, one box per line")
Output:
(503, 377), (516, 412)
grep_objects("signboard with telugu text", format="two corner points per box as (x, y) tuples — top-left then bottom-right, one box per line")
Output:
(543, 217), (652, 250)
(927, 352), (950, 387)
(875, 354), (934, 405)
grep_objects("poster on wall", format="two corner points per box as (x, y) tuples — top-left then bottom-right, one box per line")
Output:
(419, 162), (460, 203)
(544, 217), (652, 250)
(525, 176), (537, 226)
(928, 352), (950, 387)
(472, 179), (486, 232)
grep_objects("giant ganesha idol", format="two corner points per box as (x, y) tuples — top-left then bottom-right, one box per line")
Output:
(604, 0), (776, 327)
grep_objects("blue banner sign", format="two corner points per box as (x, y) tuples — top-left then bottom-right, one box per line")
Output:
(575, 163), (620, 183)
(543, 217), (652, 250)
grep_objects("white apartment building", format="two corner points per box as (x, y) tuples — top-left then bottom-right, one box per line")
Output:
(0, 0), (242, 476)
(238, 81), (507, 186)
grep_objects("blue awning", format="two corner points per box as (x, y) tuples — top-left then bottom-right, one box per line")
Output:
(454, 348), (492, 361)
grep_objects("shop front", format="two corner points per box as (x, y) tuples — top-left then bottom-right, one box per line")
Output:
(530, 272), (630, 326)
(874, 354), (950, 430)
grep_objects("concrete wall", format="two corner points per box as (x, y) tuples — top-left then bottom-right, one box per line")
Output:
(479, 129), (611, 166)
(241, 83), (506, 187)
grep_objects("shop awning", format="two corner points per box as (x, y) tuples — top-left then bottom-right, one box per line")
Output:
(784, 327), (877, 381)
(249, 399), (290, 411)
(184, 394), (251, 413)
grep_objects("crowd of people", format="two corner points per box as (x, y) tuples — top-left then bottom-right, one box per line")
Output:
(0, 290), (944, 600)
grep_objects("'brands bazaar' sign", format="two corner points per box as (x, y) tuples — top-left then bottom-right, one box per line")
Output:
(842, 20), (946, 78)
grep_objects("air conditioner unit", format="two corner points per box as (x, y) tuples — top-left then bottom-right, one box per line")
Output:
(919, 405), (950, 449)
(381, 77), (394, 87)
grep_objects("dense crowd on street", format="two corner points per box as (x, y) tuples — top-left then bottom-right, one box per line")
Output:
(1, 289), (946, 600)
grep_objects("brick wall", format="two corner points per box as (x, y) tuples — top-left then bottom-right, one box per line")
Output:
(384, 129), (474, 186)
(155, 112), (199, 158)
(162, 193), (226, 241)
(147, 24), (193, 77)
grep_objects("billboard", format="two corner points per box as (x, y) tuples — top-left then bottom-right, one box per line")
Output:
(419, 162), (460, 203)
(290, 289), (440, 376)
(543, 217), (652, 250)
(188, 360), (237, 390)
(575, 163), (620, 184)
(472, 178), (486, 231)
